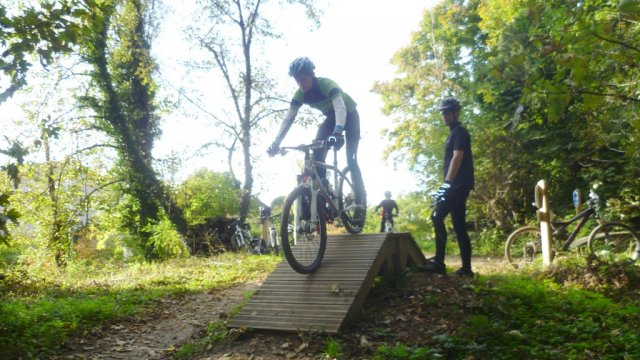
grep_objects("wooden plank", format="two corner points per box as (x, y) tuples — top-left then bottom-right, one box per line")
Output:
(227, 232), (426, 333)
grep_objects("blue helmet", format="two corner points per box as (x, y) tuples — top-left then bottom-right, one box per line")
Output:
(288, 57), (315, 77)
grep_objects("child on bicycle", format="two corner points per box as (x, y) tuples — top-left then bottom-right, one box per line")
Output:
(267, 57), (366, 222)
(375, 191), (399, 232)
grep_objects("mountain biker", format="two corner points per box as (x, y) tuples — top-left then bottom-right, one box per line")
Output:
(419, 97), (475, 277)
(375, 191), (399, 233)
(267, 57), (366, 222)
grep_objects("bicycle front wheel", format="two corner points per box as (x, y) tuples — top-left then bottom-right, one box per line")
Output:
(337, 166), (366, 234)
(588, 222), (640, 263)
(230, 233), (243, 251)
(281, 186), (327, 274)
(505, 226), (542, 268)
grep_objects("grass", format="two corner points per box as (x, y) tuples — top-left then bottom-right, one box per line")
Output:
(3, 244), (640, 359)
(0, 253), (280, 358)
(430, 271), (640, 359)
(372, 258), (640, 359)
(322, 336), (343, 359)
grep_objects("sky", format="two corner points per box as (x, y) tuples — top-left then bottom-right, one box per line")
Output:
(153, 0), (440, 206)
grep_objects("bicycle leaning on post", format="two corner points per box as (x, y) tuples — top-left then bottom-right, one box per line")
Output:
(276, 139), (366, 274)
(505, 190), (640, 268)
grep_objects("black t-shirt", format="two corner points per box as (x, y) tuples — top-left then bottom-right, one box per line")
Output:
(443, 122), (474, 190)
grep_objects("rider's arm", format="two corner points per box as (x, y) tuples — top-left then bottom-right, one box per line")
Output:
(273, 106), (299, 145)
(393, 202), (399, 216)
(331, 94), (347, 134)
(445, 150), (464, 182)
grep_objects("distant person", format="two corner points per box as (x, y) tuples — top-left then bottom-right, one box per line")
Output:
(419, 98), (475, 277)
(375, 191), (399, 233)
(267, 57), (366, 222)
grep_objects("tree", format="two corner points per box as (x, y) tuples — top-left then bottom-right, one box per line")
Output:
(0, 0), (82, 104)
(374, 0), (640, 235)
(176, 169), (240, 225)
(78, 0), (187, 259)
(186, 0), (320, 223)
(1, 0), (86, 244)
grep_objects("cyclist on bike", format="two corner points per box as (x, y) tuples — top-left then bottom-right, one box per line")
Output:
(375, 191), (399, 233)
(267, 57), (366, 222)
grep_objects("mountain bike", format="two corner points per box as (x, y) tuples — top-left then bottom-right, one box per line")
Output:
(384, 218), (396, 233)
(276, 140), (367, 274)
(229, 220), (250, 251)
(377, 210), (396, 233)
(265, 214), (283, 255)
(505, 190), (640, 268)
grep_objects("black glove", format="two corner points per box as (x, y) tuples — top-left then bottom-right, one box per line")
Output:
(267, 143), (280, 157)
(326, 133), (344, 150)
(434, 181), (452, 203)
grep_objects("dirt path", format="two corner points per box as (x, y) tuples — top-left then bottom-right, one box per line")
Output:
(58, 282), (262, 360)
(57, 256), (507, 359)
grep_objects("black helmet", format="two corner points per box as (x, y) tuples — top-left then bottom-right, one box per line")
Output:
(437, 97), (461, 112)
(288, 57), (315, 77)
(384, 191), (391, 198)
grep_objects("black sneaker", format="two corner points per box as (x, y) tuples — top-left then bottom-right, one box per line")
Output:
(418, 259), (447, 274)
(455, 268), (475, 277)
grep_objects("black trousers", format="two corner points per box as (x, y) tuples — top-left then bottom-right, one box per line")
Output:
(431, 186), (472, 270)
(314, 110), (365, 205)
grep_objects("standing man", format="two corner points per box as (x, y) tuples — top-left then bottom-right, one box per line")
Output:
(267, 57), (366, 223)
(420, 98), (475, 277)
(375, 191), (399, 233)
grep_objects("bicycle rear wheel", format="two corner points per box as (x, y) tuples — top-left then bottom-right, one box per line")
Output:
(337, 166), (366, 234)
(280, 186), (327, 274)
(588, 222), (640, 263)
(505, 226), (542, 268)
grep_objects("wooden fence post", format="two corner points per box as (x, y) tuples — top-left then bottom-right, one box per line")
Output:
(535, 180), (553, 266)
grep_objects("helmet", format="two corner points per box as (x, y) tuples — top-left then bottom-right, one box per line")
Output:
(384, 191), (391, 198)
(288, 57), (315, 77)
(437, 97), (461, 112)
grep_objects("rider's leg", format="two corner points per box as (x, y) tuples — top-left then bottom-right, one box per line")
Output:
(344, 111), (366, 208)
(313, 118), (334, 179)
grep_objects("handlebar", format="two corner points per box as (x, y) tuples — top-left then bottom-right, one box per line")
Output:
(278, 140), (329, 156)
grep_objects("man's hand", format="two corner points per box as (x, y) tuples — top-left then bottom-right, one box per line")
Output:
(434, 181), (452, 203)
(267, 143), (280, 157)
(326, 133), (344, 150)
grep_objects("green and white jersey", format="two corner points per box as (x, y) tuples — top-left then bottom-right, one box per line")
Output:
(290, 77), (357, 115)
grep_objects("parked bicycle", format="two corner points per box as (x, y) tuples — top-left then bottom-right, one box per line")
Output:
(276, 140), (366, 274)
(229, 220), (250, 251)
(505, 190), (640, 268)
(264, 214), (284, 255)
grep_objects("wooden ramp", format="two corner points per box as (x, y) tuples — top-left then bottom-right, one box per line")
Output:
(227, 232), (426, 333)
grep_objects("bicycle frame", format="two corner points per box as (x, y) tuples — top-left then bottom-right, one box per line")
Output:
(232, 221), (251, 249)
(549, 192), (603, 251)
(284, 141), (354, 239)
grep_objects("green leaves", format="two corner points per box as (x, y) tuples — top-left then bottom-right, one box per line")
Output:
(0, 192), (20, 245)
(374, 0), (640, 231)
(0, 1), (87, 104)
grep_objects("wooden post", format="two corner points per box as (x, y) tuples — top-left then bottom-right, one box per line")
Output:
(534, 180), (553, 266)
